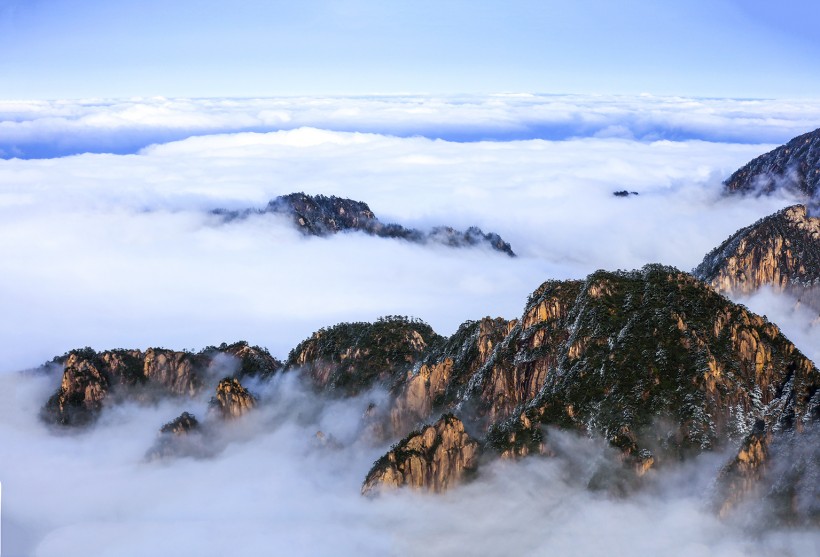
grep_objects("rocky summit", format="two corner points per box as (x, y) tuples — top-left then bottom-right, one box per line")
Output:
(693, 204), (820, 309)
(359, 266), (817, 523)
(214, 192), (516, 256)
(208, 377), (257, 419)
(724, 127), (820, 201)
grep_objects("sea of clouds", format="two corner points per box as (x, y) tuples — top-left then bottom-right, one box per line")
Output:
(3, 94), (820, 158)
(1, 95), (819, 555)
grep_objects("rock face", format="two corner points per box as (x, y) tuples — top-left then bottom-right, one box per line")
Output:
(362, 415), (480, 494)
(205, 341), (283, 381)
(159, 411), (201, 435)
(693, 204), (820, 309)
(214, 192), (516, 256)
(285, 316), (442, 396)
(724, 127), (820, 200)
(388, 317), (516, 436)
(209, 378), (257, 419)
(41, 341), (276, 426)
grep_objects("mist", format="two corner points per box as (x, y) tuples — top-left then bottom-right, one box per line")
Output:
(2, 370), (817, 556)
(0, 127), (801, 373)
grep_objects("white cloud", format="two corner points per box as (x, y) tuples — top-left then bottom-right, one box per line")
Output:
(1, 94), (820, 158)
(0, 128), (800, 373)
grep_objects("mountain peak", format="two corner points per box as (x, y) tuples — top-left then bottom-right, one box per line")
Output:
(724, 127), (820, 200)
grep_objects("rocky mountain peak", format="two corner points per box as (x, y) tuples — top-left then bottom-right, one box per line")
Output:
(693, 204), (820, 309)
(724, 127), (820, 200)
(285, 316), (442, 396)
(40, 342), (276, 427)
(159, 411), (201, 435)
(209, 378), (257, 419)
(362, 414), (480, 494)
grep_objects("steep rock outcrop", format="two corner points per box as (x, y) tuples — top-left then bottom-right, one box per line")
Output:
(285, 316), (442, 396)
(214, 192), (516, 256)
(362, 415), (480, 494)
(208, 378), (257, 419)
(693, 204), (820, 309)
(724, 127), (820, 199)
(219, 341), (283, 381)
(41, 342), (274, 426)
(142, 348), (202, 397)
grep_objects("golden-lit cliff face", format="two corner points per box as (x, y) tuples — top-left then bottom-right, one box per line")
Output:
(362, 415), (480, 495)
(41, 342), (278, 426)
(694, 204), (820, 308)
(209, 377), (257, 419)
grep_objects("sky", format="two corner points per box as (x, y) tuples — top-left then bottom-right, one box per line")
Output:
(2, 0), (820, 99)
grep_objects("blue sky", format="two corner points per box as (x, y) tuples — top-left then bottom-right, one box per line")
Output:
(2, 0), (820, 99)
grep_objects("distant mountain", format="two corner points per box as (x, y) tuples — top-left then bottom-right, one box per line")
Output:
(693, 204), (820, 310)
(38, 266), (819, 524)
(214, 192), (516, 257)
(724, 127), (820, 201)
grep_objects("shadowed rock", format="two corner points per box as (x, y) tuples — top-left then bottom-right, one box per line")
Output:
(285, 316), (442, 396)
(724, 127), (820, 201)
(214, 192), (516, 256)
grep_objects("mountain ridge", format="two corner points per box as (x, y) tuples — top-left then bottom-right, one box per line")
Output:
(214, 192), (516, 256)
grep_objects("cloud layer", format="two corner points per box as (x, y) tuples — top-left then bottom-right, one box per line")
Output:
(0, 127), (804, 374)
(2, 96), (820, 554)
(2, 94), (820, 158)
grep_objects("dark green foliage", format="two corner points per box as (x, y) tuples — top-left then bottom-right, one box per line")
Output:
(486, 265), (818, 463)
(201, 341), (283, 380)
(286, 316), (443, 395)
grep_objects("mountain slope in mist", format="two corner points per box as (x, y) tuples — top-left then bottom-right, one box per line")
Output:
(724, 127), (820, 200)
